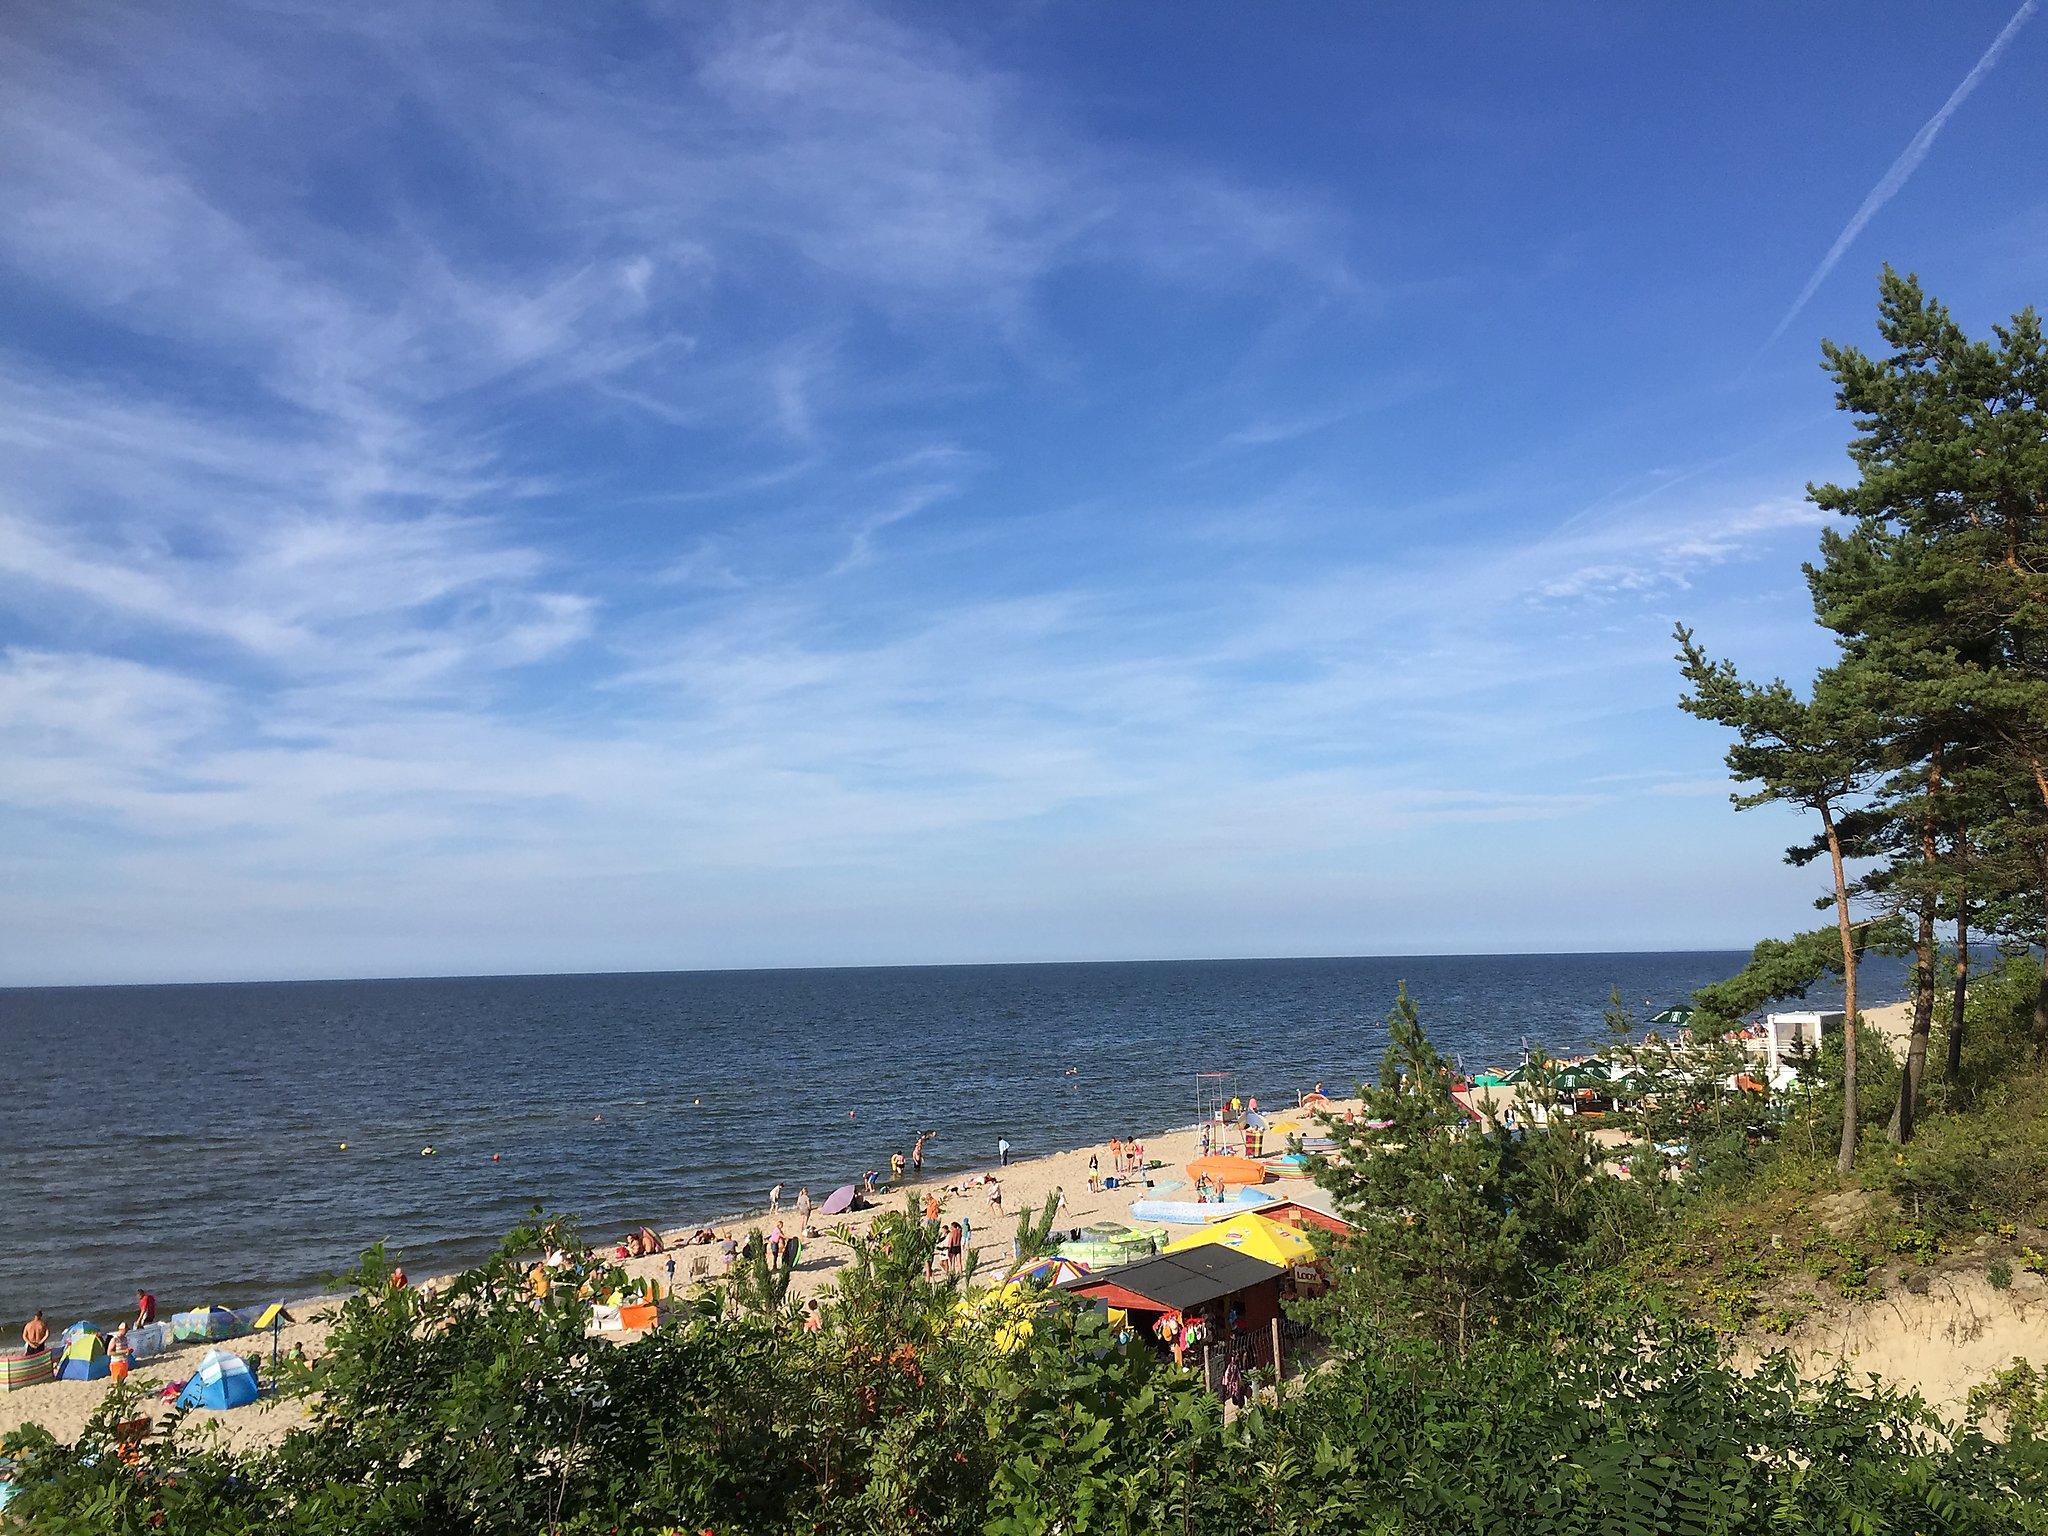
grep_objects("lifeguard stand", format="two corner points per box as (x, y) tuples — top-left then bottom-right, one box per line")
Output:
(1193, 1070), (1239, 1130)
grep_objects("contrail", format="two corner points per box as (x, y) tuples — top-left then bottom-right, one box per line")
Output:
(1762, 0), (2037, 351)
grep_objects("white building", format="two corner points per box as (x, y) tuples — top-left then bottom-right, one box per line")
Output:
(1752, 1010), (1841, 1089)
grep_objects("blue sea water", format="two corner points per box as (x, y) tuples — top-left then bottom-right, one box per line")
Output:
(0, 952), (1896, 1324)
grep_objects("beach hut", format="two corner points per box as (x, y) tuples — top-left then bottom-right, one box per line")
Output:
(1062, 1249), (1287, 1347)
(1185, 1155), (1267, 1188)
(1162, 1212), (1316, 1270)
(2, 1350), (56, 1392)
(174, 1349), (259, 1411)
(1253, 1196), (1353, 1239)
(54, 1332), (109, 1382)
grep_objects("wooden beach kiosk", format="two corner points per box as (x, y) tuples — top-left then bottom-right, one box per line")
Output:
(1062, 1247), (1290, 1372)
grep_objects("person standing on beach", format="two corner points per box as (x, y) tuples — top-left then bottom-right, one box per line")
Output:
(21, 1310), (48, 1354)
(133, 1288), (156, 1328)
(946, 1220), (964, 1277)
(796, 1186), (812, 1234)
(987, 1180), (1003, 1216)
(768, 1183), (783, 1215)
(997, 1136), (1011, 1166)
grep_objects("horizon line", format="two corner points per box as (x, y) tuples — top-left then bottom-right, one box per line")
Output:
(0, 944), (1771, 994)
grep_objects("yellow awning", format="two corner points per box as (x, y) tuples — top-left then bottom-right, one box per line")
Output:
(1160, 1211), (1317, 1269)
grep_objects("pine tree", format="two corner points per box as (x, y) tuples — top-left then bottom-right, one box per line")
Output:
(1808, 270), (2048, 1046)
(1307, 986), (1597, 1359)
(1675, 637), (1881, 1171)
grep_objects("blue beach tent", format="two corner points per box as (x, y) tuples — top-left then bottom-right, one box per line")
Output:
(174, 1349), (259, 1411)
(54, 1332), (109, 1382)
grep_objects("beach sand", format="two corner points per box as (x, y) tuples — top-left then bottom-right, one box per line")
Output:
(6, 998), (2010, 1453)
(0, 1092), (1351, 1450)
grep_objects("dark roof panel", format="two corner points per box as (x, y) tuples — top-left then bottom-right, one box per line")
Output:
(1060, 1247), (1286, 1311)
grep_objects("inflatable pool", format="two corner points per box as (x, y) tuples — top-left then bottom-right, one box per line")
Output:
(1055, 1226), (1168, 1265)
(1128, 1188), (1276, 1226)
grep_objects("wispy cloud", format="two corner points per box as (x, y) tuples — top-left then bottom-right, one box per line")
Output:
(0, 1), (1871, 980)
(1762, 0), (2037, 351)
(1527, 498), (1825, 604)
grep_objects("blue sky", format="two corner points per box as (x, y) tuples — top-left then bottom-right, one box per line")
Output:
(2, 2), (2042, 985)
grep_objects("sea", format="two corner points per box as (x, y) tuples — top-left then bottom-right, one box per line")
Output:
(0, 951), (1898, 1326)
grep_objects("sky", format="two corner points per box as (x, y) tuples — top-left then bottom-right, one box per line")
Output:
(1, 2), (2043, 986)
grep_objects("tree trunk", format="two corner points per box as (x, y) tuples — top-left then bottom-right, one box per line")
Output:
(1823, 804), (1860, 1174)
(2038, 834), (2048, 1055)
(1889, 893), (1935, 1143)
(1891, 749), (1942, 1143)
(1945, 877), (1969, 1084)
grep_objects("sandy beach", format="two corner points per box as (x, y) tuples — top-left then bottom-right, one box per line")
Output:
(0, 1090), (1353, 1451)
(1, 998), (1977, 1452)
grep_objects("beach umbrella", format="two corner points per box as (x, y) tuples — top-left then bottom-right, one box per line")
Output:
(1012, 1256), (1090, 1287)
(1243, 1110), (1269, 1132)
(1650, 1005), (1695, 1028)
(247, 1302), (294, 1373)
(1552, 1061), (1613, 1093)
(819, 1182), (858, 1216)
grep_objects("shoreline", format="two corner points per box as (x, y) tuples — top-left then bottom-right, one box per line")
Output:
(1, 1088), (1352, 1450)
(3, 997), (1918, 1450)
